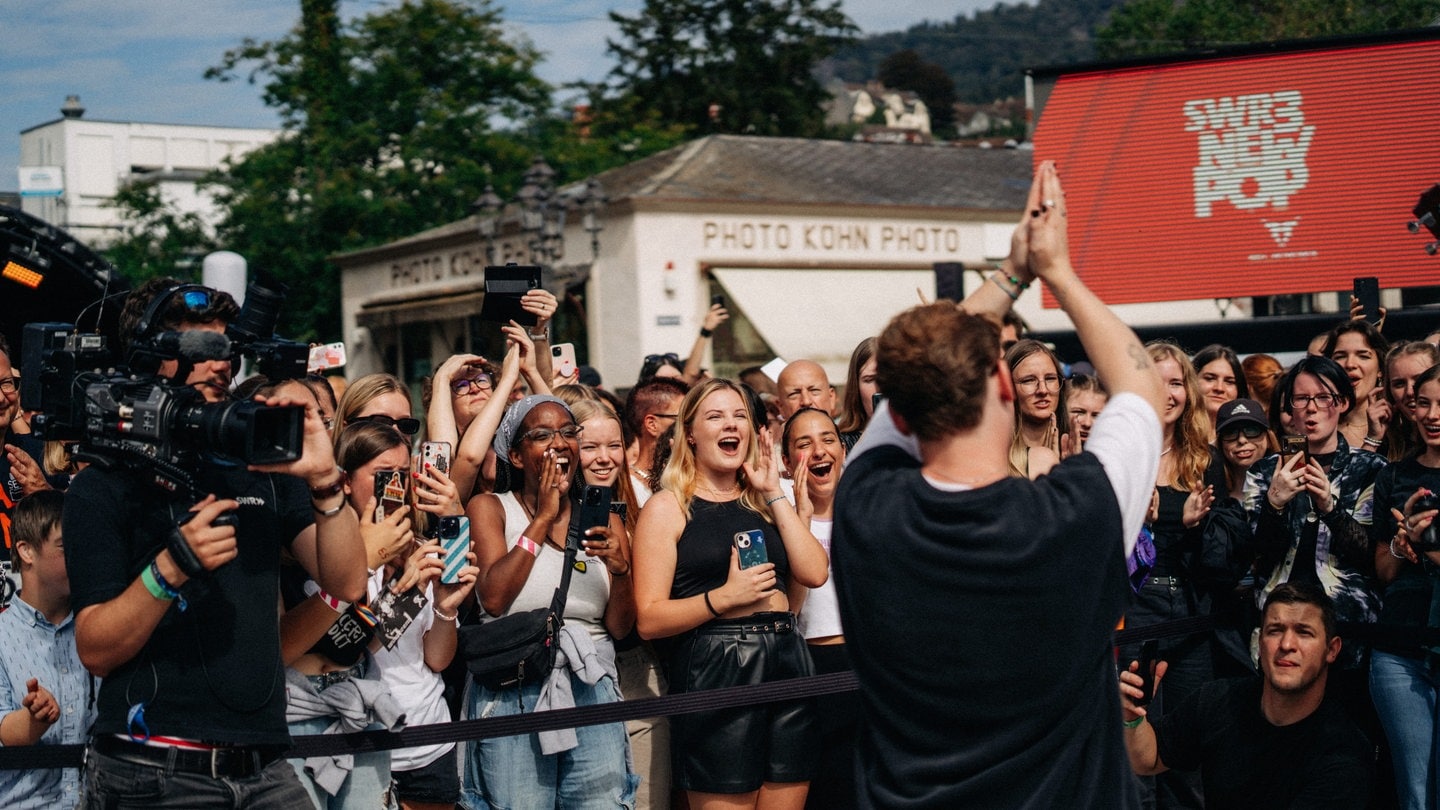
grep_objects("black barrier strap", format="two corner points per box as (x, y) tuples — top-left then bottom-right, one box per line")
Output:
(9, 615), (1440, 771)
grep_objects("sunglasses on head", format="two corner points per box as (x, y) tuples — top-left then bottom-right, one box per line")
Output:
(644, 353), (680, 366)
(178, 289), (212, 310)
(1219, 424), (1265, 441)
(352, 414), (421, 436)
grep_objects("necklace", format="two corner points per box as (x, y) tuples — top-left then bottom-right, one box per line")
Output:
(697, 482), (740, 498)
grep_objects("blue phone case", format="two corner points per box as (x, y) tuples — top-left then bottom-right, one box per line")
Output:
(733, 529), (768, 569)
(440, 517), (470, 584)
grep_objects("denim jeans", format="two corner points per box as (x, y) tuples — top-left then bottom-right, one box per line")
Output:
(81, 745), (313, 809)
(461, 672), (638, 810)
(1370, 650), (1440, 810)
(287, 715), (395, 809)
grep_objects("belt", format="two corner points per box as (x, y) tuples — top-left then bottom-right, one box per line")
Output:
(93, 735), (284, 779)
(306, 660), (365, 692)
(1146, 575), (1186, 587)
(697, 612), (796, 635)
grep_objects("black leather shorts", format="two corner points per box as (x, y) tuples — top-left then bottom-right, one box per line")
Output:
(665, 612), (818, 793)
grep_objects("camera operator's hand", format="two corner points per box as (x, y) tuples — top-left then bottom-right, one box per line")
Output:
(247, 391), (337, 484)
(4, 444), (52, 495)
(163, 494), (240, 586)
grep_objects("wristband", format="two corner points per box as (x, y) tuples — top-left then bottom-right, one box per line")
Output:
(765, 495), (787, 507)
(432, 605), (458, 622)
(517, 535), (540, 556)
(988, 272), (1020, 301)
(144, 561), (186, 612)
(699, 327), (714, 338)
(313, 496), (346, 518)
(1123, 715), (1144, 729)
(528, 330), (548, 341)
(1362, 436), (1383, 448)
(317, 589), (351, 613)
(703, 590), (722, 618)
(310, 469), (345, 501)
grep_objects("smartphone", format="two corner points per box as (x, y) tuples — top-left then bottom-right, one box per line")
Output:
(437, 516), (470, 585)
(711, 293), (725, 309)
(569, 485), (613, 550)
(373, 468), (410, 522)
(479, 263), (542, 326)
(421, 441), (452, 477)
(1134, 639), (1160, 707)
(872, 392), (884, 412)
(551, 342), (578, 379)
(734, 529), (769, 569)
(1282, 434), (1308, 468)
(1353, 276), (1381, 323)
(307, 341), (347, 373)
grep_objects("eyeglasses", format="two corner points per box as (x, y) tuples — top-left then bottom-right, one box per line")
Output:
(352, 414), (421, 436)
(652, 413), (678, 421)
(521, 424), (583, 444)
(1015, 375), (1061, 392)
(452, 375), (493, 395)
(1219, 424), (1265, 442)
(644, 353), (680, 366)
(0, 377), (16, 394)
(1290, 393), (1339, 411)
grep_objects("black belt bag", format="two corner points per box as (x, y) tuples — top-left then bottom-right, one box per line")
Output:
(458, 508), (582, 691)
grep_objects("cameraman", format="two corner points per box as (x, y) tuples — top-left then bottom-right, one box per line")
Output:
(63, 278), (367, 808)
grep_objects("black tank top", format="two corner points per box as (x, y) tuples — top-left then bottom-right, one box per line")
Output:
(671, 497), (790, 600)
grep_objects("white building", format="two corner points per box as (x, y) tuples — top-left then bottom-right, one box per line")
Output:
(17, 96), (279, 247)
(333, 135), (1225, 390)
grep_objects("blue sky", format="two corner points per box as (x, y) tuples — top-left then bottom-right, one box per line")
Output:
(0, 0), (1009, 192)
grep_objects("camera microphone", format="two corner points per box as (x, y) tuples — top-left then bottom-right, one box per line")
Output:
(151, 330), (233, 363)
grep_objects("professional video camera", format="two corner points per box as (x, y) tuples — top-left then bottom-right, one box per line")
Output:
(19, 276), (309, 496)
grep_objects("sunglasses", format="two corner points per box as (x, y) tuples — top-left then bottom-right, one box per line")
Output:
(1218, 424), (1265, 442)
(352, 414), (420, 436)
(179, 289), (212, 310)
(644, 353), (680, 366)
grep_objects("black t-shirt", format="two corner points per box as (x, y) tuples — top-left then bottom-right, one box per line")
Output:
(1367, 457), (1440, 655)
(833, 448), (1137, 809)
(1155, 677), (1373, 809)
(65, 462), (314, 745)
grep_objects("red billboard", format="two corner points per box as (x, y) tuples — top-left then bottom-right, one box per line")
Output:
(1032, 33), (1440, 306)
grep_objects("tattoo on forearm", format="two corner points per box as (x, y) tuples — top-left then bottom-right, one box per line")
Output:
(1127, 343), (1150, 370)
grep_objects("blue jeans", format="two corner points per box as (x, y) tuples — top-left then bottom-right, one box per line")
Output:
(81, 746), (312, 809)
(461, 672), (638, 810)
(1370, 650), (1440, 810)
(287, 715), (394, 809)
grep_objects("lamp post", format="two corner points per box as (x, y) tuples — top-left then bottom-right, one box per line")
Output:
(471, 156), (606, 270)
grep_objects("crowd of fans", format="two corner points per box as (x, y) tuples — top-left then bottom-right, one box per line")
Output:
(2, 179), (1439, 809)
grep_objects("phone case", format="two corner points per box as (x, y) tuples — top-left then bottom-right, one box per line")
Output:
(422, 441), (452, 477)
(734, 529), (769, 569)
(439, 516), (470, 584)
(552, 343), (578, 379)
(373, 468), (409, 522)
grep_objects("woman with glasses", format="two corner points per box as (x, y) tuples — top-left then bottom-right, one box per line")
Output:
(461, 395), (637, 810)
(1214, 399), (1276, 502)
(333, 373), (418, 450)
(1243, 356), (1387, 676)
(632, 378), (828, 810)
(1004, 339), (1065, 478)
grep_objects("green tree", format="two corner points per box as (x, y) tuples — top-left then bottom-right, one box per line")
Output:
(606, 0), (859, 137)
(103, 182), (217, 284)
(1098, 0), (1440, 59)
(877, 49), (957, 135)
(191, 0), (550, 342)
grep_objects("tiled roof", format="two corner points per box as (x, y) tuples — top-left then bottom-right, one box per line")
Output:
(589, 134), (1032, 211)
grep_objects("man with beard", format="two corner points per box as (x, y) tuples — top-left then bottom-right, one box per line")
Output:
(1120, 583), (1373, 808)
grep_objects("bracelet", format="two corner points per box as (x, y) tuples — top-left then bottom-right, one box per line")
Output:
(1362, 436), (1383, 448)
(765, 495), (787, 508)
(310, 469), (345, 500)
(144, 561), (186, 611)
(1123, 715), (1145, 729)
(313, 496), (346, 518)
(703, 590), (722, 618)
(432, 605), (458, 622)
(1391, 537), (1408, 560)
(516, 535), (540, 556)
(317, 589), (351, 613)
(699, 327), (714, 338)
(988, 272), (1020, 301)
(528, 331), (548, 341)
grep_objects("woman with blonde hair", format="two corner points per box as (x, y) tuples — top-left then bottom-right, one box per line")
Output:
(1004, 339), (1065, 478)
(633, 377), (828, 810)
(333, 373), (417, 449)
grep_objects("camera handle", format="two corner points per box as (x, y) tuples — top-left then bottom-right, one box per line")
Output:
(169, 510), (239, 579)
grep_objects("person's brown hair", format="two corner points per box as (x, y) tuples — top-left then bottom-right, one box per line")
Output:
(116, 277), (240, 357)
(837, 336), (876, 434)
(336, 420), (408, 474)
(1242, 354), (1283, 414)
(876, 303), (1000, 442)
(10, 490), (64, 569)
